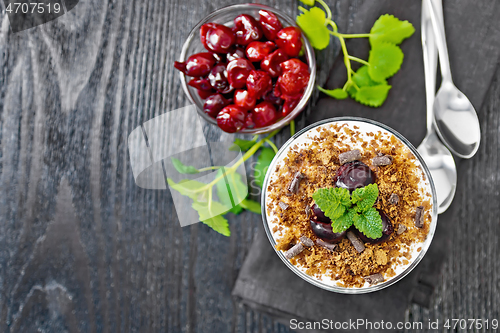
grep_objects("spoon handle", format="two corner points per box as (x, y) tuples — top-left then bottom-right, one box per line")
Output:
(426, 0), (453, 83)
(421, 0), (438, 132)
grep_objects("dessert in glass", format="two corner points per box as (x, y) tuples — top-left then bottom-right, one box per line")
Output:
(262, 117), (437, 294)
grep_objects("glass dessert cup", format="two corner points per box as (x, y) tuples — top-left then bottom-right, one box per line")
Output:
(177, 3), (316, 134)
(261, 117), (438, 294)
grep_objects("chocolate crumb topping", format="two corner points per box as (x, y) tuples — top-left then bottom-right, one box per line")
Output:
(389, 193), (399, 205)
(305, 205), (311, 219)
(347, 231), (365, 253)
(372, 155), (393, 166)
(397, 224), (407, 235)
(316, 239), (337, 251)
(287, 172), (304, 194)
(300, 236), (314, 247)
(339, 149), (361, 164)
(284, 243), (305, 259)
(415, 206), (424, 228)
(278, 201), (289, 210)
(363, 273), (384, 284)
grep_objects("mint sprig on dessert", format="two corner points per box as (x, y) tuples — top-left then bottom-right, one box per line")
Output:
(296, 0), (415, 107)
(312, 184), (383, 239)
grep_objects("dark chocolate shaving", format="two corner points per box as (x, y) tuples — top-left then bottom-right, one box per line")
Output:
(316, 239), (337, 251)
(284, 243), (305, 260)
(372, 155), (393, 166)
(397, 224), (407, 235)
(415, 206), (424, 228)
(305, 205), (311, 219)
(299, 236), (314, 247)
(363, 273), (384, 284)
(389, 193), (399, 205)
(347, 231), (365, 253)
(278, 201), (289, 210)
(287, 172), (304, 194)
(338, 149), (361, 164)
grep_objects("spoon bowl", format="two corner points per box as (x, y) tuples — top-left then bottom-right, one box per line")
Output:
(433, 82), (481, 158)
(417, 131), (457, 213)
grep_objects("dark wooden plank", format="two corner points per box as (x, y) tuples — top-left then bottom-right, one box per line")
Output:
(0, 0), (292, 332)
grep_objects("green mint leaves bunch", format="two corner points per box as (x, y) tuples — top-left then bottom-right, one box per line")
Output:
(296, 0), (415, 107)
(167, 124), (292, 236)
(312, 183), (383, 239)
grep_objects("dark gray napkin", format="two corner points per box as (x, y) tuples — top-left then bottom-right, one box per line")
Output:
(233, 0), (500, 331)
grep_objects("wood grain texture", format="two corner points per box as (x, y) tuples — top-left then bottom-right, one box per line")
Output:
(0, 0), (499, 333)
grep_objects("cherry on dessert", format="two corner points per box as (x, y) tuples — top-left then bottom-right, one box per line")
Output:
(309, 203), (346, 243)
(208, 63), (233, 94)
(233, 14), (263, 45)
(174, 52), (216, 77)
(245, 41), (276, 62)
(311, 203), (330, 222)
(234, 89), (256, 110)
(226, 58), (254, 89)
(261, 48), (289, 77)
(246, 70), (272, 99)
(258, 10), (283, 40)
(281, 96), (301, 117)
(226, 47), (246, 62)
(200, 23), (235, 53)
(216, 105), (247, 133)
(357, 210), (394, 244)
(252, 102), (278, 128)
(334, 161), (375, 192)
(310, 219), (347, 243)
(203, 93), (230, 118)
(275, 27), (303, 57)
(188, 77), (212, 91)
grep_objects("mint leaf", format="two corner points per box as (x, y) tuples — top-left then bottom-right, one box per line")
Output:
(351, 183), (379, 212)
(331, 209), (356, 233)
(296, 7), (331, 50)
(171, 157), (199, 174)
(254, 147), (275, 188)
(229, 138), (256, 152)
(317, 86), (348, 99)
(215, 168), (247, 215)
(370, 14), (415, 47)
(299, 0), (315, 6)
(368, 42), (404, 82)
(167, 178), (206, 201)
(347, 65), (386, 96)
(347, 66), (391, 106)
(353, 84), (391, 107)
(240, 199), (261, 214)
(353, 207), (383, 239)
(192, 200), (230, 220)
(201, 215), (231, 237)
(312, 187), (351, 220)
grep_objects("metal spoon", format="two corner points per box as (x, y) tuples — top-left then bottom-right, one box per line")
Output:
(425, 0), (481, 158)
(417, 0), (457, 214)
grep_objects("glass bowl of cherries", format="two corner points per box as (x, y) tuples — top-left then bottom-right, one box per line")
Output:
(174, 3), (316, 134)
